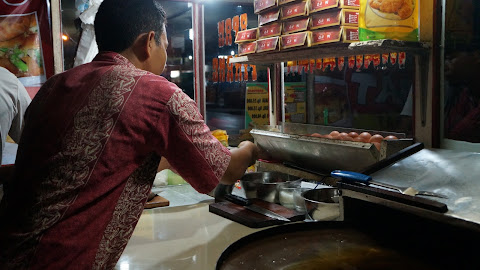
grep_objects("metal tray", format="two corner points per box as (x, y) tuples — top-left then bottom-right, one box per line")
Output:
(251, 123), (410, 174)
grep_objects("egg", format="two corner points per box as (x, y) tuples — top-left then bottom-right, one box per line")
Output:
(384, 135), (398, 140)
(373, 142), (381, 151)
(323, 134), (334, 139)
(369, 134), (384, 143)
(353, 136), (365, 142)
(311, 133), (323, 138)
(329, 131), (340, 137)
(339, 134), (354, 141)
(357, 132), (372, 143)
(348, 132), (359, 138)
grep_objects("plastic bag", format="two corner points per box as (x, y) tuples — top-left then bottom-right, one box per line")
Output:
(359, 0), (419, 41)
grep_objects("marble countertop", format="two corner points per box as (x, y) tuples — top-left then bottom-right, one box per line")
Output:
(115, 203), (261, 270)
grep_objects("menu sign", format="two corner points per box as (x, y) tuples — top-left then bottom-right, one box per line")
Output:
(284, 82), (306, 123)
(245, 83), (270, 127)
(310, 9), (341, 30)
(258, 9), (280, 26)
(256, 36), (280, 53)
(310, 0), (340, 13)
(283, 18), (310, 34)
(311, 28), (342, 45)
(343, 27), (359, 42)
(258, 23), (282, 39)
(235, 28), (258, 43)
(281, 31), (311, 49)
(342, 9), (359, 25)
(340, 0), (360, 9)
(254, 0), (277, 14)
(281, 1), (309, 20)
(238, 42), (257, 55)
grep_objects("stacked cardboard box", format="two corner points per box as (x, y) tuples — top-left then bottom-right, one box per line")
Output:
(254, 0), (282, 53)
(235, 28), (258, 56)
(279, 0), (311, 50)
(309, 0), (360, 45)
(252, 0), (359, 54)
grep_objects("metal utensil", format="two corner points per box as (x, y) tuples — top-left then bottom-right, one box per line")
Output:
(225, 194), (291, 222)
(331, 170), (448, 199)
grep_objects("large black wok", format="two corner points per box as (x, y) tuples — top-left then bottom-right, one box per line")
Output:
(217, 202), (480, 270)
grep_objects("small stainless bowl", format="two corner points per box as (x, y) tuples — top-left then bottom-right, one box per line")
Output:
(240, 172), (301, 203)
(302, 188), (340, 221)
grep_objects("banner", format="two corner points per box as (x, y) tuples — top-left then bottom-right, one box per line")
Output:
(0, 0), (53, 86)
(284, 82), (306, 123)
(245, 83), (269, 128)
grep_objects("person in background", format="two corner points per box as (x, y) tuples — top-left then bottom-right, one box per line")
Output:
(444, 50), (480, 143)
(0, 0), (267, 269)
(0, 67), (31, 179)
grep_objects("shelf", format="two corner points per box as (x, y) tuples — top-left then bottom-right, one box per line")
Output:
(230, 39), (431, 64)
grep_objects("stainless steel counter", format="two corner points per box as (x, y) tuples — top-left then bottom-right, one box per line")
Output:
(369, 148), (480, 230)
(257, 147), (480, 231)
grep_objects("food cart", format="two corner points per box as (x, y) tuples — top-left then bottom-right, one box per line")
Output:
(2, 0), (480, 269)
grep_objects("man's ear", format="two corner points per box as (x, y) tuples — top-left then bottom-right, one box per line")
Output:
(145, 31), (157, 58)
(132, 32), (155, 61)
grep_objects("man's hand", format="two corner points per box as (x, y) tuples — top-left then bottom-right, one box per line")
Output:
(220, 141), (270, 185)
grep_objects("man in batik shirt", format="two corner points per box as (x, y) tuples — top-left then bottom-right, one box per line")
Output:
(0, 0), (265, 269)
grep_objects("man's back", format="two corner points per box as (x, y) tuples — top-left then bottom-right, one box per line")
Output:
(0, 52), (227, 269)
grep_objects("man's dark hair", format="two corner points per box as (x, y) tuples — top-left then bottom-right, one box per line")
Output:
(94, 0), (166, 52)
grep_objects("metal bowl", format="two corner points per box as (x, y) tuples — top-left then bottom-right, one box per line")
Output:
(240, 172), (301, 203)
(302, 188), (340, 221)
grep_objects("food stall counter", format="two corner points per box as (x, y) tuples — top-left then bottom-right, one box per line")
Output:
(115, 203), (262, 270)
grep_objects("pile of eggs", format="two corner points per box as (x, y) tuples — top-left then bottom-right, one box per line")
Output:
(308, 131), (398, 150)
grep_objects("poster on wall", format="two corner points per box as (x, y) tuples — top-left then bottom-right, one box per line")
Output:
(0, 0), (53, 86)
(284, 82), (306, 123)
(245, 83), (269, 128)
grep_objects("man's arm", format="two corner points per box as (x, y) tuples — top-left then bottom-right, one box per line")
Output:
(220, 141), (267, 185)
(158, 140), (268, 186)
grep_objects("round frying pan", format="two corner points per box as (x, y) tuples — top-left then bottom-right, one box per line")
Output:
(216, 222), (443, 270)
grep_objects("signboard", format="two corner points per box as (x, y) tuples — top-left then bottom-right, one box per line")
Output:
(284, 82), (306, 123)
(245, 83), (269, 128)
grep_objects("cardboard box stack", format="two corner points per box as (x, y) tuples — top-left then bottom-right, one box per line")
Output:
(279, 0), (311, 50)
(235, 28), (258, 56)
(255, 0), (281, 53)
(253, 0), (359, 54)
(309, 0), (360, 45)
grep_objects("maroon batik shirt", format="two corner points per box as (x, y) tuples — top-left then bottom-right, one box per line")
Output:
(0, 52), (231, 269)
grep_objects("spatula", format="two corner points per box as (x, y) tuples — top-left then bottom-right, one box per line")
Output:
(331, 170), (448, 199)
